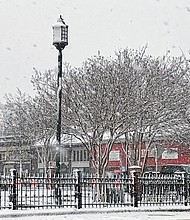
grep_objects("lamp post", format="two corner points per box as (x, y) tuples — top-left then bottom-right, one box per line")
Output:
(52, 15), (68, 176)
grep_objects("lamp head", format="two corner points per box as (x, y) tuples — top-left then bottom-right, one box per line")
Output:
(52, 15), (68, 50)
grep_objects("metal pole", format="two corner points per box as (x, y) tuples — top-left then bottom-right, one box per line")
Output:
(155, 146), (158, 175)
(126, 143), (129, 176)
(11, 169), (17, 210)
(55, 48), (63, 206)
(56, 49), (62, 176)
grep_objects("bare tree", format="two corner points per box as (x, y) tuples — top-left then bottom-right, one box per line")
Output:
(3, 89), (35, 175)
(5, 48), (189, 178)
(3, 69), (57, 174)
(61, 48), (190, 176)
(30, 69), (57, 173)
(3, 68), (71, 175)
(30, 68), (71, 173)
(117, 50), (190, 173)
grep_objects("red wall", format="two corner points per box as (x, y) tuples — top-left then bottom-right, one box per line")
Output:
(108, 143), (126, 167)
(107, 142), (190, 171)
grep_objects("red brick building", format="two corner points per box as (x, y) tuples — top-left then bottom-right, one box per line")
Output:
(107, 142), (190, 173)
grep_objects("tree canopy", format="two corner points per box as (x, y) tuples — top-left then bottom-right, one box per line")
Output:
(2, 47), (190, 175)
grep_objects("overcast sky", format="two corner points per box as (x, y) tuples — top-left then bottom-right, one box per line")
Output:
(1, 0), (190, 103)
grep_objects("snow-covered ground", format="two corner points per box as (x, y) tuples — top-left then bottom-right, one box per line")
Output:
(2, 211), (190, 220)
(0, 206), (190, 220)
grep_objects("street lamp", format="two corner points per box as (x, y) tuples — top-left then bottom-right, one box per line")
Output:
(52, 15), (68, 176)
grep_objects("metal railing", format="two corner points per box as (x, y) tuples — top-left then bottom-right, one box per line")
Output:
(0, 170), (190, 210)
(139, 172), (189, 207)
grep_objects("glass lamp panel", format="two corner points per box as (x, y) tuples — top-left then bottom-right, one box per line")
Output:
(61, 27), (68, 43)
(53, 27), (61, 43)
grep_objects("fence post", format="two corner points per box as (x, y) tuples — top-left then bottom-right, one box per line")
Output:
(55, 174), (62, 206)
(129, 166), (141, 207)
(76, 170), (82, 209)
(183, 173), (188, 206)
(133, 171), (139, 207)
(11, 169), (17, 210)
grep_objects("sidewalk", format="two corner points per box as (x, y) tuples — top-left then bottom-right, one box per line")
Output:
(1, 205), (190, 219)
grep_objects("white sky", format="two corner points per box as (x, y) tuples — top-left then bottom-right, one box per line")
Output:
(1, 0), (190, 103)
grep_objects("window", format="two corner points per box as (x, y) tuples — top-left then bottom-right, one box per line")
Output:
(73, 150), (76, 162)
(0, 153), (5, 161)
(80, 150), (83, 161)
(76, 150), (80, 161)
(63, 150), (68, 162)
(84, 150), (87, 161)
(72, 148), (89, 162)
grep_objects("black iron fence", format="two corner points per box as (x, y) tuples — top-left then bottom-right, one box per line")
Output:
(139, 172), (189, 206)
(0, 170), (190, 210)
